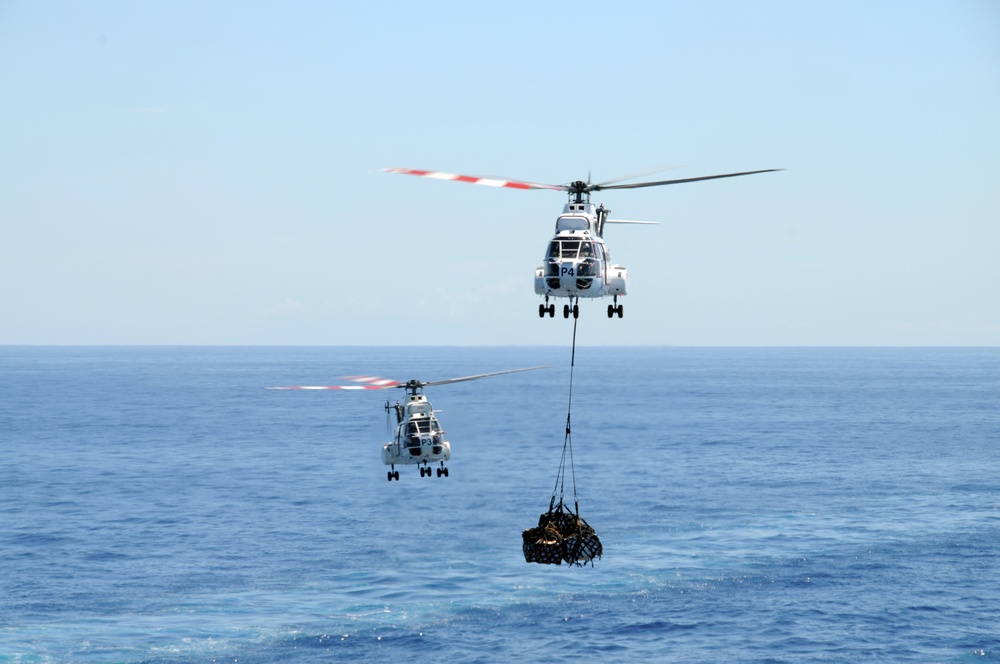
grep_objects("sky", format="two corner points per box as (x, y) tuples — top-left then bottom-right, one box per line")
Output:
(1, 1), (998, 346)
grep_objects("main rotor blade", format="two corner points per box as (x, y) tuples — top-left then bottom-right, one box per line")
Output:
(267, 375), (402, 390)
(593, 169), (783, 191)
(382, 167), (564, 191)
(342, 375), (403, 387)
(421, 365), (551, 388)
(268, 367), (550, 391)
(266, 385), (394, 390)
(593, 165), (683, 188)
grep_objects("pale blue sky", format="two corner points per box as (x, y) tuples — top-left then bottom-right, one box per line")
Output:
(2, 1), (998, 345)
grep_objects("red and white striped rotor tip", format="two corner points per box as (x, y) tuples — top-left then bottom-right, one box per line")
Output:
(381, 167), (563, 192)
(266, 375), (401, 391)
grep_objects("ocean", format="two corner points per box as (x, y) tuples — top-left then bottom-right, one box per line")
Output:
(1, 346), (998, 663)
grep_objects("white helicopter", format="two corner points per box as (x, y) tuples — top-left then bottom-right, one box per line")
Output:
(383, 167), (781, 319)
(268, 366), (547, 481)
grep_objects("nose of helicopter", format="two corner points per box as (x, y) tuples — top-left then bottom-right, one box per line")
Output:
(557, 261), (577, 287)
(558, 260), (595, 290)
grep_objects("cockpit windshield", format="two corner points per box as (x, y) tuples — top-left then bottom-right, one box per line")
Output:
(406, 418), (441, 435)
(545, 239), (600, 261)
(547, 239), (581, 260)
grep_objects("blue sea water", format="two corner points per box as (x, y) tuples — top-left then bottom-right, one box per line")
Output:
(1, 346), (998, 663)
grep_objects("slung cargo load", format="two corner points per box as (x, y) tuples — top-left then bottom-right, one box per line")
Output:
(523, 499), (602, 567)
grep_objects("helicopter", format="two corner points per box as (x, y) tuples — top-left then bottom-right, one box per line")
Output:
(383, 166), (781, 319)
(268, 366), (547, 481)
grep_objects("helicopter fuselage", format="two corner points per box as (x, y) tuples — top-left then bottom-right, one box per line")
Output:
(381, 392), (451, 471)
(534, 202), (628, 308)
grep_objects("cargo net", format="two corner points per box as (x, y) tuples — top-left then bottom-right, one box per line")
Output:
(522, 314), (602, 567)
(523, 498), (602, 566)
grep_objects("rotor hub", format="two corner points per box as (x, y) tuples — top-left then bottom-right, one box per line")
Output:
(567, 180), (592, 203)
(403, 379), (425, 395)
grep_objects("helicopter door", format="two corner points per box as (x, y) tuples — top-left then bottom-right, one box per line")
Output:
(544, 239), (563, 289)
(405, 421), (422, 456)
(429, 417), (444, 455)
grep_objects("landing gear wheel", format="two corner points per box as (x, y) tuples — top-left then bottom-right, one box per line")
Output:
(393, 470), (399, 481)
(563, 304), (570, 319)
(548, 304), (555, 317)
(572, 304), (579, 319)
(610, 297), (624, 318)
(387, 471), (393, 482)
(538, 303), (546, 318)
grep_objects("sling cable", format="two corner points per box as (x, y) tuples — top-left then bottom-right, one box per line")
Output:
(522, 314), (603, 566)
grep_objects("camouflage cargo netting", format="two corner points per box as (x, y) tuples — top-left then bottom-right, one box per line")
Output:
(522, 500), (602, 567)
